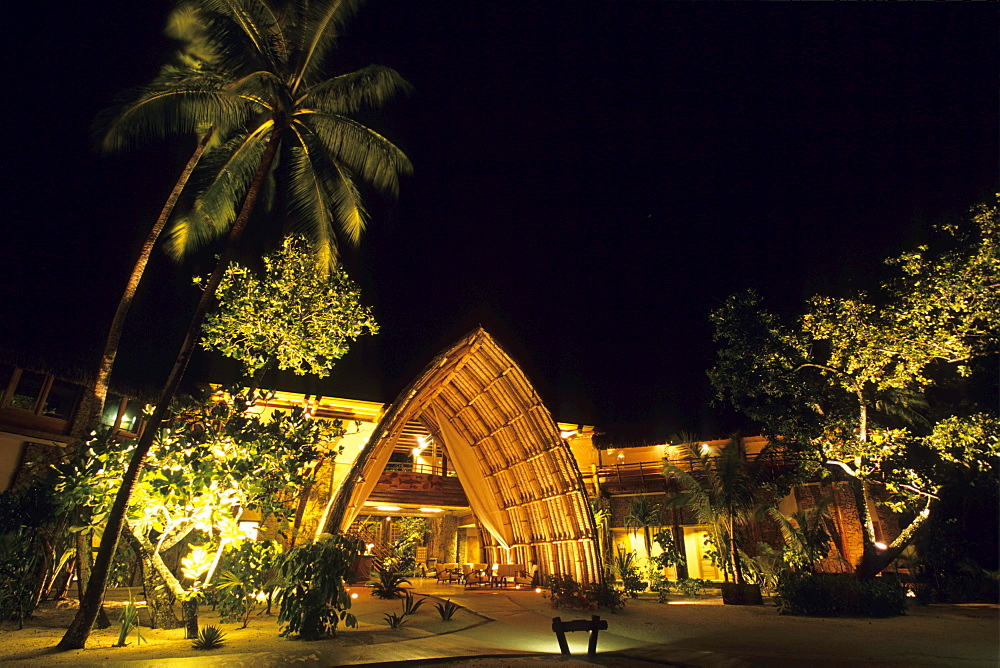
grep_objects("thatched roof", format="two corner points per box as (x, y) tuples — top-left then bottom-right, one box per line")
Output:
(324, 328), (602, 583)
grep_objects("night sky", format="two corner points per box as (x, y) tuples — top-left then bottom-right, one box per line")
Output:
(2, 2), (997, 442)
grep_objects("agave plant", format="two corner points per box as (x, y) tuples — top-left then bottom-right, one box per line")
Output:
(400, 591), (426, 616)
(434, 598), (461, 621)
(371, 568), (411, 599)
(383, 611), (407, 629)
(191, 625), (227, 650)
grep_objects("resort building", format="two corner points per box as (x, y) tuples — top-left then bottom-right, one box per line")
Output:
(0, 328), (897, 583)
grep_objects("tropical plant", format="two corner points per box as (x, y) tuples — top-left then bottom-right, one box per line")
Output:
(383, 611), (407, 628)
(191, 624), (228, 649)
(589, 496), (613, 564)
(709, 198), (999, 580)
(545, 574), (627, 611)
(608, 548), (645, 598)
(113, 590), (145, 647)
(740, 543), (785, 596)
(61, 0), (410, 649)
(434, 598), (461, 621)
(371, 568), (411, 599)
(399, 591), (426, 617)
(624, 496), (662, 559)
(71, 5), (246, 436)
(651, 529), (687, 572)
(275, 533), (363, 640)
(663, 438), (781, 585)
(199, 236), (378, 381)
(215, 539), (284, 628)
(768, 502), (841, 573)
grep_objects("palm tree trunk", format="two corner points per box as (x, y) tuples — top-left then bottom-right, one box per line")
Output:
(58, 127), (280, 651)
(671, 510), (689, 580)
(70, 129), (215, 438)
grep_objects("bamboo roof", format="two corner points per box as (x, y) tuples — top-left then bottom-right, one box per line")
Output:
(323, 328), (602, 583)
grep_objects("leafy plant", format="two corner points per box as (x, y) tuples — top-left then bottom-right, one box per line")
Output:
(200, 236), (379, 378)
(741, 543), (786, 596)
(775, 571), (907, 617)
(660, 578), (708, 599)
(113, 590), (145, 647)
(609, 548), (645, 598)
(371, 568), (411, 599)
(215, 539), (283, 628)
(652, 529), (687, 571)
(275, 534), (363, 640)
(0, 528), (41, 628)
(545, 574), (626, 611)
(625, 496), (662, 557)
(434, 598), (461, 621)
(191, 624), (227, 649)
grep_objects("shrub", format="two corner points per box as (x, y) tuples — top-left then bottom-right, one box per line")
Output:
(275, 533), (363, 639)
(775, 571), (907, 617)
(545, 575), (626, 611)
(371, 568), (411, 599)
(215, 539), (283, 628)
(859, 577), (908, 617)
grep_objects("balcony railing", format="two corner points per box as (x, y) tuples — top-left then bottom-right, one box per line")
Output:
(383, 461), (456, 477)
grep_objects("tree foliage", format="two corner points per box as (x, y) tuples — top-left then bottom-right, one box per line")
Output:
(709, 197), (1000, 577)
(199, 236), (377, 377)
(154, 0), (412, 270)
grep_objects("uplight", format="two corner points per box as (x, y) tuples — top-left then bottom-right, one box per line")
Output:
(420, 507), (443, 513)
(874, 542), (888, 550)
(535, 587), (542, 594)
(377, 505), (401, 512)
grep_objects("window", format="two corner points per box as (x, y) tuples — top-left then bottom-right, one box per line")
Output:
(102, 395), (123, 427)
(42, 380), (81, 420)
(119, 401), (142, 433)
(9, 371), (45, 412)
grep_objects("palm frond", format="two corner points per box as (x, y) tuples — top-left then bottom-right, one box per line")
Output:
(194, 0), (282, 76)
(291, 0), (366, 95)
(96, 74), (248, 152)
(301, 112), (412, 197)
(165, 124), (274, 258)
(298, 65), (412, 113)
(285, 130), (339, 271)
(164, 3), (218, 69)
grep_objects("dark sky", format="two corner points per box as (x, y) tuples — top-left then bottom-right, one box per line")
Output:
(2, 2), (997, 441)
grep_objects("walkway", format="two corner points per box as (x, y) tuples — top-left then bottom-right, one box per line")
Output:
(174, 579), (998, 667)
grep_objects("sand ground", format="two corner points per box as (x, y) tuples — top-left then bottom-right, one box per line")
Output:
(0, 580), (995, 667)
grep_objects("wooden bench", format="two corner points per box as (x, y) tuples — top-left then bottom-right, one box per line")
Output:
(551, 615), (608, 657)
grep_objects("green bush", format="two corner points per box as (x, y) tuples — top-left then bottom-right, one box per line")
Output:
(859, 577), (909, 617)
(545, 574), (625, 611)
(775, 571), (907, 617)
(215, 539), (283, 628)
(275, 534), (363, 639)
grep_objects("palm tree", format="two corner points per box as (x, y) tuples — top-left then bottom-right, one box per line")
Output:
(662, 438), (776, 586)
(624, 495), (662, 559)
(71, 3), (251, 436)
(59, 0), (410, 649)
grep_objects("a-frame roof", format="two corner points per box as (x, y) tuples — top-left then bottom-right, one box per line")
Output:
(323, 328), (601, 583)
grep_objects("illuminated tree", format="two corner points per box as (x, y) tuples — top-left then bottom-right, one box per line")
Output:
(199, 235), (377, 380)
(56, 388), (336, 636)
(61, 0), (408, 649)
(74, 4), (249, 435)
(709, 198), (1000, 579)
(663, 438), (780, 584)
